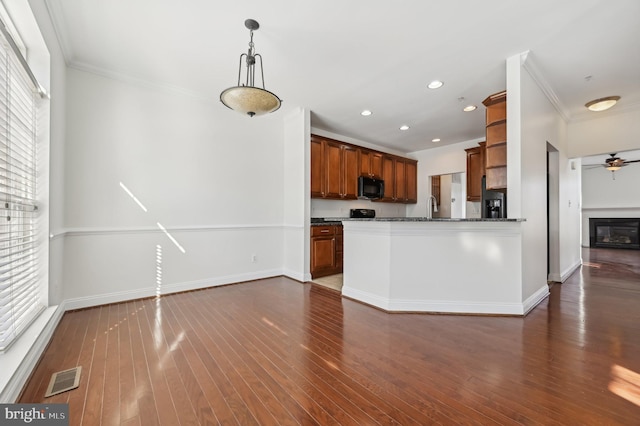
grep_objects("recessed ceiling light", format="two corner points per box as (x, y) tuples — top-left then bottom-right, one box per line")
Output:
(361, 110), (372, 116)
(427, 80), (444, 89)
(400, 125), (410, 131)
(432, 138), (441, 143)
(463, 105), (477, 112)
(585, 96), (620, 112)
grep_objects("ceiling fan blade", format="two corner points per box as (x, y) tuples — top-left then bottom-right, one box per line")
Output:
(624, 159), (640, 164)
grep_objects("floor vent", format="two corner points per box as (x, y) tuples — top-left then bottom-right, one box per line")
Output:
(45, 366), (82, 398)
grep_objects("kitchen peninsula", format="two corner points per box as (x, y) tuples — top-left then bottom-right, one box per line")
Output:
(342, 218), (549, 316)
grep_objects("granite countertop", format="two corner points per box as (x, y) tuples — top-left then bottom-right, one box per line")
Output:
(313, 217), (525, 223)
(310, 221), (343, 226)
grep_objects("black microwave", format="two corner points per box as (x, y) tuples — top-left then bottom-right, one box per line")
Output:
(358, 176), (384, 200)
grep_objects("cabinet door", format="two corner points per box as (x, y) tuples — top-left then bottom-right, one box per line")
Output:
(405, 161), (417, 203)
(465, 146), (483, 201)
(334, 229), (343, 271)
(324, 141), (342, 198)
(359, 150), (383, 178)
(310, 137), (324, 198)
(370, 153), (383, 178)
(380, 155), (396, 201)
(342, 145), (359, 199)
(394, 159), (406, 202)
(311, 237), (336, 275)
(359, 149), (372, 177)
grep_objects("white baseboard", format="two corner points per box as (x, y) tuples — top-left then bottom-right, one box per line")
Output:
(560, 260), (582, 282)
(342, 286), (537, 316)
(282, 268), (311, 283)
(64, 269), (285, 311)
(549, 260), (581, 283)
(522, 284), (550, 315)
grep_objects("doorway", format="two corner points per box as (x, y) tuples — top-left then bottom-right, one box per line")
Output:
(430, 172), (466, 218)
(547, 143), (560, 282)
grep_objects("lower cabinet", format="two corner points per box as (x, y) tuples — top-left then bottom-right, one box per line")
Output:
(311, 225), (343, 279)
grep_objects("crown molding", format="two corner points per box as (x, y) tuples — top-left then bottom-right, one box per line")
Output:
(68, 60), (214, 103)
(45, 0), (217, 104)
(520, 51), (571, 122)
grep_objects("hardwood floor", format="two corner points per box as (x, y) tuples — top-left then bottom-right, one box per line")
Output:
(20, 248), (640, 425)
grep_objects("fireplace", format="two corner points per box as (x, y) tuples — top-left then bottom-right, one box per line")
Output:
(589, 218), (640, 250)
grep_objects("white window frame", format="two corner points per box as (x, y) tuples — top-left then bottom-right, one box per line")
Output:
(0, 10), (47, 352)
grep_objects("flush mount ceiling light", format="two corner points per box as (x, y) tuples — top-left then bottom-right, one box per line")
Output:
(361, 110), (372, 116)
(400, 125), (410, 131)
(585, 96), (620, 112)
(220, 19), (282, 117)
(432, 138), (441, 143)
(463, 105), (477, 112)
(427, 80), (444, 89)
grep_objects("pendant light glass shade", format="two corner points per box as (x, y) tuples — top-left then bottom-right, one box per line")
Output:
(220, 86), (281, 117)
(220, 19), (281, 117)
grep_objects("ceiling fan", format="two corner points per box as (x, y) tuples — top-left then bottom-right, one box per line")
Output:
(587, 153), (640, 179)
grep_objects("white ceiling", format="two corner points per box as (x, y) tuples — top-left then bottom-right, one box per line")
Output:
(42, 0), (640, 153)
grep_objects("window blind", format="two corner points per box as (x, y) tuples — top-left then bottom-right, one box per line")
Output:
(0, 22), (43, 352)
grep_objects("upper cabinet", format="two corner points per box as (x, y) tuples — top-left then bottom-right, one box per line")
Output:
(359, 149), (383, 179)
(405, 160), (418, 203)
(465, 142), (485, 202)
(482, 91), (507, 191)
(310, 137), (324, 198)
(379, 155), (417, 203)
(311, 134), (417, 204)
(311, 135), (358, 200)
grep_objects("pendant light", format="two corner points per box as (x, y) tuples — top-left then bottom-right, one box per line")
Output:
(220, 19), (282, 117)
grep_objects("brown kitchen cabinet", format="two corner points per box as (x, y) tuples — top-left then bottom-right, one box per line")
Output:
(311, 134), (417, 204)
(465, 142), (485, 202)
(311, 135), (358, 200)
(310, 137), (324, 198)
(380, 155), (396, 202)
(405, 160), (418, 203)
(359, 149), (383, 178)
(311, 224), (343, 279)
(378, 155), (417, 203)
(482, 91), (507, 191)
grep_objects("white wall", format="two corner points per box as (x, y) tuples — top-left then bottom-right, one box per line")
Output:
(283, 107), (311, 281)
(61, 68), (287, 306)
(568, 108), (640, 158)
(508, 52), (582, 300)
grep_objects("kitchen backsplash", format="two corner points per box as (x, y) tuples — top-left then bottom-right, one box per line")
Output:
(466, 201), (481, 218)
(312, 198), (407, 218)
